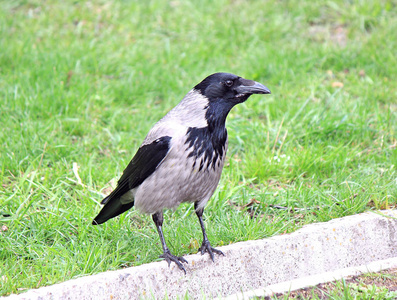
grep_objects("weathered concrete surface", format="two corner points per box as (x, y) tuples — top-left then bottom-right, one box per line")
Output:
(227, 256), (397, 299)
(3, 210), (397, 299)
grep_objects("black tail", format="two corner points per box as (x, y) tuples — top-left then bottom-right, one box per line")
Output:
(92, 197), (135, 225)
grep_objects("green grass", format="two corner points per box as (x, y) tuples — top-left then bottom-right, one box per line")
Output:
(273, 269), (397, 299)
(0, 0), (396, 296)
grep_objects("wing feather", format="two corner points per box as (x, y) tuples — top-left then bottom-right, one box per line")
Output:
(92, 136), (171, 224)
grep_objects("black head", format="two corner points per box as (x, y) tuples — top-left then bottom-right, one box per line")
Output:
(194, 72), (271, 105)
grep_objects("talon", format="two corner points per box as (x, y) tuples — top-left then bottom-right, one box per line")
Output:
(198, 240), (224, 261)
(160, 250), (188, 274)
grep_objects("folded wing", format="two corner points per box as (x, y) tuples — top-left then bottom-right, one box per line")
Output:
(92, 136), (172, 224)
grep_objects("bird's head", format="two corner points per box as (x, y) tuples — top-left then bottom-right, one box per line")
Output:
(162, 72), (270, 130)
(191, 73), (270, 127)
(194, 72), (271, 106)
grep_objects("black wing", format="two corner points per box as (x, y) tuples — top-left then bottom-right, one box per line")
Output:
(92, 136), (171, 225)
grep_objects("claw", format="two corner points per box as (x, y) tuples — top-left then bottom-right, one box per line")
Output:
(198, 240), (224, 261)
(195, 206), (225, 262)
(160, 250), (188, 274)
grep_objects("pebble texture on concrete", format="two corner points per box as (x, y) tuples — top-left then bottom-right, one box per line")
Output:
(227, 257), (397, 299)
(3, 210), (397, 299)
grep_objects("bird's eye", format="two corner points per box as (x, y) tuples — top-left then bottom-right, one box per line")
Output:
(224, 80), (233, 87)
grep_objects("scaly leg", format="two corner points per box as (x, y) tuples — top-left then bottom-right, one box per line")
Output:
(195, 203), (224, 261)
(152, 212), (188, 273)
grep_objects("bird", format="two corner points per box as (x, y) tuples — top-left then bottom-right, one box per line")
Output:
(92, 72), (271, 273)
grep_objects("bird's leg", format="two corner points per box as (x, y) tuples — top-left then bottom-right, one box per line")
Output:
(152, 212), (188, 273)
(195, 203), (224, 261)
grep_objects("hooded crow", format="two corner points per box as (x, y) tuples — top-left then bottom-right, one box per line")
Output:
(93, 72), (270, 273)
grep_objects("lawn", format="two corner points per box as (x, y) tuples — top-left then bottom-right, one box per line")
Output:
(0, 0), (396, 296)
(272, 268), (397, 299)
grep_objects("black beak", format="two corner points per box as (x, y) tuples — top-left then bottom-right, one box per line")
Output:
(235, 80), (271, 96)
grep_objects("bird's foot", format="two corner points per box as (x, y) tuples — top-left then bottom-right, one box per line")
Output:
(198, 240), (224, 261)
(160, 250), (188, 274)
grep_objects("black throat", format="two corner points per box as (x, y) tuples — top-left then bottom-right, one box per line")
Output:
(185, 102), (229, 172)
(185, 125), (227, 172)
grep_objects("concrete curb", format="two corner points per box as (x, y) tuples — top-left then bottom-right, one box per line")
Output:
(3, 210), (397, 299)
(226, 257), (397, 299)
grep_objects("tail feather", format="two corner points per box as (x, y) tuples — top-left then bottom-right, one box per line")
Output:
(92, 199), (134, 225)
